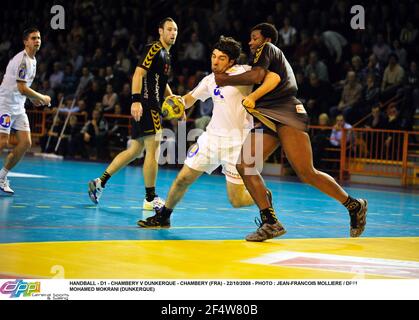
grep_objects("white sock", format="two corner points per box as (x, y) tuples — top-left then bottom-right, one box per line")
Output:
(0, 167), (9, 181)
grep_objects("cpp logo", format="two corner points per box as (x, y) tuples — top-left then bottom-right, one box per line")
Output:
(0, 280), (41, 298)
(213, 86), (224, 99)
(0, 114), (11, 128)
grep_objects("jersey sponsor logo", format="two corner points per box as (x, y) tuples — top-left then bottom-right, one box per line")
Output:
(296, 104), (307, 114)
(213, 86), (224, 99)
(0, 114), (11, 128)
(187, 143), (199, 158)
(142, 43), (162, 69)
(253, 43), (266, 64)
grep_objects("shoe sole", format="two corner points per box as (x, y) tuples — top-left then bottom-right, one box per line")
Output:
(137, 220), (171, 228)
(88, 181), (99, 205)
(350, 199), (368, 238)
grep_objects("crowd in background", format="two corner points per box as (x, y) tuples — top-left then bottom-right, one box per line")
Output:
(1, 0), (418, 162)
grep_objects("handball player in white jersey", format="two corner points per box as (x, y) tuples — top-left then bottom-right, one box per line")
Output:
(0, 28), (51, 195)
(138, 36), (280, 228)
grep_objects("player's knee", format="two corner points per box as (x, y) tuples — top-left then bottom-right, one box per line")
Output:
(175, 174), (194, 188)
(20, 139), (32, 150)
(296, 166), (316, 183)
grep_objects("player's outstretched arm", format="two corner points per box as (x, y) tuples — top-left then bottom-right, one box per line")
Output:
(242, 71), (281, 109)
(181, 93), (197, 110)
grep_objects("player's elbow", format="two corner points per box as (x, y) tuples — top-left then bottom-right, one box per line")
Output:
(16, 82), (26, 95)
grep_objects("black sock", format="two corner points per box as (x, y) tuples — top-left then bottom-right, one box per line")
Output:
(99, 171), (111, 187)
(260, 207), (278, 224)
(145, 187), (157, 202)
(159, 206), (173, 218)
(343, 196), (360, 214)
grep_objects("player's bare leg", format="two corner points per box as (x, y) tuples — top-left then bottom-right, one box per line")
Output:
(277, 125), (367, 237)
(226, 181), (254, 208)
(0, 131), (31, 195)
(137, 165), (203, 228)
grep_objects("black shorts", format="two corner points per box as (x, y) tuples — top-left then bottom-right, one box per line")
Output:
(131, 106), (162, 139)
(247, 97), (309, 133)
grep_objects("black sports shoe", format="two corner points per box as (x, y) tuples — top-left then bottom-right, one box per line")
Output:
(349, 199), (368, 237)
(137, 208), (171, 228)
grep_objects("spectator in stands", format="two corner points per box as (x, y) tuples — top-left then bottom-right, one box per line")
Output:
(320, 30), (348, 64)
(381, 53), (405, 99)
(62, 64), (78, 95)
(392, 39), (408, 68)
(77, 67), (94, 96)
(359, 73), (381, 121)
(40, 115), (64, 154)
(279, 17), (297, 54)
(330, 114), (353, 147)
(69, 48), (84, 75)
(372, 33), (391, 65)
(66, 115), (82, 158)
(305, 51), (329, 82)
(182, 32), (205, 73)
(49, 62), (64, 90)
(304, 72), (333, 122)
(330, 71), (363, 122)
(311, 113), (332, 168)
(102, 84), (118, 112)
(293, 30), (314, 62)
(118, 83), (132, 115)
(360, 54), (383, 85)
(80, 109), (109, 159)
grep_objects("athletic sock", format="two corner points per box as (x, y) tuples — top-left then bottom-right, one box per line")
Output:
(99, 171), (111, 188)
(145, 187), (157, 202)
(343, 196), (361, 214)
(260, 207), (278, 224)
(0, 167), (9, 181)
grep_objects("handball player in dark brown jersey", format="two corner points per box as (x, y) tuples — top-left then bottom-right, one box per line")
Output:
(215, 23), (367, 242)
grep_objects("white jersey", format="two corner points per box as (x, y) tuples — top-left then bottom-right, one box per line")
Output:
(0, 49), (37, 115)
(190, 65), (253, 139)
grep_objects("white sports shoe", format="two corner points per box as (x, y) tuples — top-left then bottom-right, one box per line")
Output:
(0, 178), (14, 195)
(88, 178), (103, 204)
(143, 196), (165, 211)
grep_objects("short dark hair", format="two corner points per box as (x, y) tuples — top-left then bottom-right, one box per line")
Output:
(251, 23), (278, 45)
(159, 17), (176, 29)
(23, 27), (40, 41)
(213, 36), (242, 62)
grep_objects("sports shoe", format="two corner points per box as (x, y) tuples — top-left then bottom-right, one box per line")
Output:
(137, 208), (171, 228)
(349, 199), (368, 237)
(0, 178), (14, 195)
(88, 178), (103, 204)
(143, 196), (165, 211)
(245, 217), (287, 242)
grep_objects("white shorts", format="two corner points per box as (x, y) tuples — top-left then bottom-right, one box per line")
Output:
(184, 132), (244, 185)
(0, 109), (30, 134)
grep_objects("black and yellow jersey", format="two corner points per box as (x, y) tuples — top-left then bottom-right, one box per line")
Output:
(137, 41), (171, 109)
(251, 42), (298, 107)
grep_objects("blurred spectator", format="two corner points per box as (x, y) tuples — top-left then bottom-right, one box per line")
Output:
(330, 71), (363, 121)
(311, 113), (331, 168)
(77, 67), (94, 96)
(49, 62), (64, 90)
(381, 53), (405, 92)
(372, 34), (391, 65)
(69, 48), (84, 75)
(320, 30), (348, 64)
(80, 109), (109, 159)
(62, 64), (78, 95)
(118, 83), (132, 115)
(392, 39), (408, 68)
(102, 84), (118, 112)
(182, 32), (206, 74)
(279, 17), (297, 53)
(305, 51), (329, 82)
(303, 72), (333, 121)
(330, 114), (353, 147)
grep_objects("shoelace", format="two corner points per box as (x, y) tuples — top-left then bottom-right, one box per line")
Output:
(254, 217), (263, 229)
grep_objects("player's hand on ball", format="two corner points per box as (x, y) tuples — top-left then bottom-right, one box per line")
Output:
(131, 102), (143, 121)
